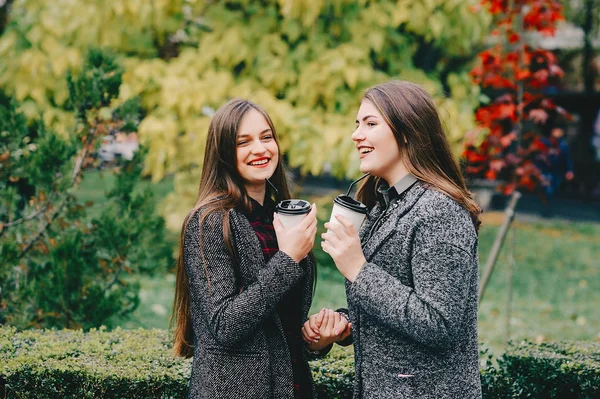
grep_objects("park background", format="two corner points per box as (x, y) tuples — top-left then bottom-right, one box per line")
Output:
(0, 0), (599, 398)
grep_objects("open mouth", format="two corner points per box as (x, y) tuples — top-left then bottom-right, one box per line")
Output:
(248, 157), (270, 167)
(359, 147), (374, 157)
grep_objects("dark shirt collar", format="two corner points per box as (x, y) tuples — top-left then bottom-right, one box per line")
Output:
(377, 173), (418, 208)
(246, 194), (276, 221)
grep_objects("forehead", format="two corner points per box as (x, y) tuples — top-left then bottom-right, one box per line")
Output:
(356, 100), (382, 120)
(238, 109), (270, 136)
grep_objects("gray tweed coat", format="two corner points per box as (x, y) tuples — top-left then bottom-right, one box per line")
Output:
(345, 181), (482, 399)
(183, 207), (317, 399)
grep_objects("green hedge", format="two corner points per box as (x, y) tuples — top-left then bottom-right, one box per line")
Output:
(0, 326), (354, 399)
(1, 327), (598, 398)
(482, 341), (600, 399)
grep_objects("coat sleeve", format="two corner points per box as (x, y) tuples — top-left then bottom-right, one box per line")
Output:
(347, 213), (477, 350)
(184, 210), (305, 347)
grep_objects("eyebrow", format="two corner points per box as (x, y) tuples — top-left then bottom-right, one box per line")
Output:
(355, 115), (378, 124)
(237, 128), (272, 138)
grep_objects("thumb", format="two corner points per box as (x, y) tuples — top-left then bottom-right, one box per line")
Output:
(340, 323), (352, 340)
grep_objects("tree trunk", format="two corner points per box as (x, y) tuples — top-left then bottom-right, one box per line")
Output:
(478, 191), (522, 304)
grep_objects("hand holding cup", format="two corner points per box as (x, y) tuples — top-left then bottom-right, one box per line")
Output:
(274, 203), (317, 263)
(321, 214), (367, 282)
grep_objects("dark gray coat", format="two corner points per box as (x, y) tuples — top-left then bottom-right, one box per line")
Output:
(346, 182), (482, 399)
(183, 207), (317, 399)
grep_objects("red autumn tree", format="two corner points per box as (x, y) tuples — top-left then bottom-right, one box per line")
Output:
(463, 0), (571, 195)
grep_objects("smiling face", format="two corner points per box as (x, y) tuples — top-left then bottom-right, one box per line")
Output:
(236, 109), (279, 192)
(352, 99), (406, 185)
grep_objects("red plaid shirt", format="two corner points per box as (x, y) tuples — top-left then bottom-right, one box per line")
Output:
(244, 197), (312, 398)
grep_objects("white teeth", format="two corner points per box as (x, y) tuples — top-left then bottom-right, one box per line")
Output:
(249, 159), (268, 166)
(360, 148), (374, 154)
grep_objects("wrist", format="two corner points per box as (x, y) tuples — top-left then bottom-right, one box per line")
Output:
(344, 258), (366, 283)
(280, 249), (302, 264)
(307, 340), (330, 352)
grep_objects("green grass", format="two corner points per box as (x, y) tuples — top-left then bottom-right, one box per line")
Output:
(75, 170), (174, 216)
(78, 175), (600, 355)
(476, 214), (600, 354)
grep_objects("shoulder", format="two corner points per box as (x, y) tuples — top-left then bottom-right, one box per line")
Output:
(411, 186), (477, 251)
(415, 188), (470, 220)
(184, 206), (229, 240)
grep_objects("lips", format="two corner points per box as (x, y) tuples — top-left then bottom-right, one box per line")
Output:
(358, 147), (374, 159)
(248, 157), (270, 167)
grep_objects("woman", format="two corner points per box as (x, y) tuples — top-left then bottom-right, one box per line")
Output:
(311, 81), (482, 398)
(171, 99), (346, 399)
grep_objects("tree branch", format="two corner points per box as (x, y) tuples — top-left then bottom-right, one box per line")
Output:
(1, 192), (57, 230)
(17, 120), (98, 259)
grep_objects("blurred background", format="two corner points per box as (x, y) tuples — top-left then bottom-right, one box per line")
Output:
(0, 0), (598, 356)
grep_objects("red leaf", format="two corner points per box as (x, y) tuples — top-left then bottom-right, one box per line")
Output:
(485, 169), (497, 180)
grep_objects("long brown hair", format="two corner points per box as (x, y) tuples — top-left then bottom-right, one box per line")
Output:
(171, 99), (292, 358)
(356, 81), (482, 230)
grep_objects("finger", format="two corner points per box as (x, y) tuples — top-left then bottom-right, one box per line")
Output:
(321, 240), (338, 257)
(334, 214), (357, 236)
(315, 308), (326, 329)
(321, 231), (342, 248)
(319, 310), (330, 333)
(320, 241), (341, 260)
(333, 315), (348, 336)
(320, 240), (330, 254)
(309, 311), (324, 334)
(298, 204), (317, 229)
(303, 319), (318, 337)
(308, 219), (318, 237)
(321, 230), (341, 243)
(309, 218), (318, 234)
(324, 220), (348, 239)
(309, 227), (318, 245)
(301, 326), (313, 343)
(339, 323), (352, 341)
(325, 309), (336, 332)
(309, 214), (318, 228)
(273, 213), (284, 231)
(302, 324), (319, 342)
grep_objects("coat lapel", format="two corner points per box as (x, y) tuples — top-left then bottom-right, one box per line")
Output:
(361, 182), (427, 260)
(230, 209), (313, 318)
(229, 210), (265, 283)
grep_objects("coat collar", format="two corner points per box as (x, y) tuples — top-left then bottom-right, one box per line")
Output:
(360, 181), (427, 260)
(376, 173), (418, 208)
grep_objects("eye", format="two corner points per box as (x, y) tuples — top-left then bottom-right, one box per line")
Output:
(237, 140), (248, 146)
(261, 134), (273, 141)
(367, 122), (376, 127)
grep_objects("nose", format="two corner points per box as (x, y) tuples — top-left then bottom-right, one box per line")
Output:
(351, 126), (365, 142)
(250, 139), (267, 155)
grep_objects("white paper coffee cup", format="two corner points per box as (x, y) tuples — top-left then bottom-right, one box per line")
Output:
(328, 195), (368, 232)
(276, 199), (311, 228)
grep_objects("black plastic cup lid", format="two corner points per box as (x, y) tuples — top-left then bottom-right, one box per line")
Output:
(333, 195), (368, 214)
(276, 199), (311, 215)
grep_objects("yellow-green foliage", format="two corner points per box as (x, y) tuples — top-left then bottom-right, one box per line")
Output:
(0, 0), (489, 229)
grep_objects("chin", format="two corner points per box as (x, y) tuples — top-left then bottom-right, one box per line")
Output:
(359, 162), (372, 174)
